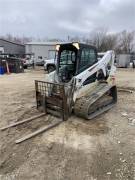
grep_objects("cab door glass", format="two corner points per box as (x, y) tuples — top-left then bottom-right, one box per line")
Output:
(79, 48), (97, 73)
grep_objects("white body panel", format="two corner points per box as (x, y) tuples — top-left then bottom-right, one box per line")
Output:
(73, 50), (116, 101)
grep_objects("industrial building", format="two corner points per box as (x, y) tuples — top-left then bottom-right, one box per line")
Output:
(25, 42), (58, 65)
(0, 39), (25, 56)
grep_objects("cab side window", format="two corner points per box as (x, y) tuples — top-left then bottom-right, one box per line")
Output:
(79, 48), (97, 73)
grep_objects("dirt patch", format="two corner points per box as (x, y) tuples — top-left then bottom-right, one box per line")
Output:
(0, 69), (135, 180)
(68, 116), (110, 136)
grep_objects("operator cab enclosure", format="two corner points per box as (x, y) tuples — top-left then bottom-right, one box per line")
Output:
(56, 42), (98, 83)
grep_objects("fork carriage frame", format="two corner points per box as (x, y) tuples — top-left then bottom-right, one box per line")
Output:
(35, 80), (70, 121)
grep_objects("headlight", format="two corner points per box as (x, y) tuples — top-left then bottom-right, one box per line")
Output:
(73, 42), (79, 49)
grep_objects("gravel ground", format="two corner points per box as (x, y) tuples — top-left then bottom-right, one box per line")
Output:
(0, 68), (135, 180)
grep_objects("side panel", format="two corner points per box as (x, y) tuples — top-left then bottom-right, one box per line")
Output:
(0, 39), (25, 55)
(73, 50), (116, 101)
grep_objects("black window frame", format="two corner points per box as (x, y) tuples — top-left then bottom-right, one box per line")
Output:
(57, 45), (78, 75)
(77, 47), (97, 73)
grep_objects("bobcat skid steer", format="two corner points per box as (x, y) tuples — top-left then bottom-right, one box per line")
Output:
(36, 42), (117, 121)
(1, 42), (117, 144)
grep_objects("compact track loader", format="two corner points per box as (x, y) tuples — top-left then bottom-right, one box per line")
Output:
(1, 42), (117, 143)
(36, 42), (117, 120)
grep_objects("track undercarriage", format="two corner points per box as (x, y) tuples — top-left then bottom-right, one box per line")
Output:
(74, 83), (117, 119)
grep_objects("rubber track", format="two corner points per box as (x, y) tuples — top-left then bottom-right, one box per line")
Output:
(74, 83), (116, 120)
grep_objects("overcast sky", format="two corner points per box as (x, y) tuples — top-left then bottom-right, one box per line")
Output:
(0, 0), (135, 39)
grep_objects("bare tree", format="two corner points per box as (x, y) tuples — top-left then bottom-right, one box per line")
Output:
(0, 34), (33, 44)
(116, 30), (135, 53)
(85, 28), (118, 52)
(100, 33), (118, 51)
(91, 28), (108, 51)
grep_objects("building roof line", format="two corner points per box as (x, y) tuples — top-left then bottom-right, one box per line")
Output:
(0, 38), (25, 46)
(25, 41), (71, 45)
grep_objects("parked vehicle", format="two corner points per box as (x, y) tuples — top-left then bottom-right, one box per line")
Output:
(44, 58), (56, 73)
(37, 42), (117, 122)
(22, 56), (34, 69)
(35, 56), (44, 66)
